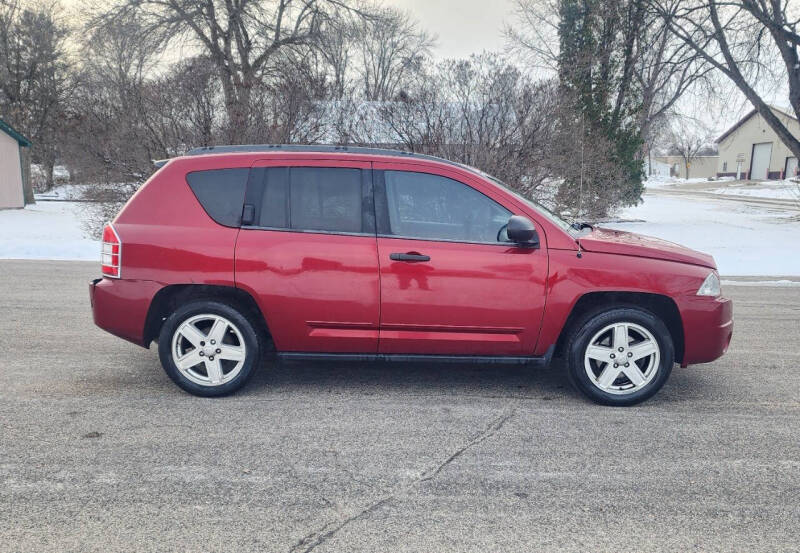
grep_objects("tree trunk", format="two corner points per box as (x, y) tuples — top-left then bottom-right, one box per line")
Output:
(20, 147), (34, 205)
(44, 155), (56, 191)
(706, 1), (800, 162)
(221, 74), (253, 145)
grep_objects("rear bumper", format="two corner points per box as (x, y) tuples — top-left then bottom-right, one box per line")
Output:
(678, 295), (733, 366)
(90, 277), (163, 347)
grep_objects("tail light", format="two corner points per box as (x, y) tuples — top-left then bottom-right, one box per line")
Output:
(101, 223), (122, 278)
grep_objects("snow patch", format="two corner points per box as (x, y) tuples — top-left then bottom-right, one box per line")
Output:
(644, 175), (733, 189)
(721, 279), (800, 287)
(606, 194), (800, 276)
(0, 202), (98, 261)
(34, 183), (91, 201)
(707, 180), (799, 201)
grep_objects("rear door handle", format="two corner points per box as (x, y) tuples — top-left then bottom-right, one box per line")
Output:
(390, 252), (430, 262)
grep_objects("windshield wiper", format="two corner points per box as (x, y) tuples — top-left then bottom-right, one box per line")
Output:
(570, 221), (594, 231)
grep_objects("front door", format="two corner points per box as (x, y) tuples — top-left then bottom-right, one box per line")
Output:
(235, 160), (380, 353)
(373, 164), (548, 356)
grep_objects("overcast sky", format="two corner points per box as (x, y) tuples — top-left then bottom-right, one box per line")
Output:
(63, 0), (516, 59)
(385, 0), (515, 59)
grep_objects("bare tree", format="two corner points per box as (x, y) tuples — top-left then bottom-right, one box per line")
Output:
(97, 0), (364, 143)
(342, 53), (628, 218)
(250, 50), (331, 143)
(665, 116), (712, 179)
(147, 56), (223, 150)
(506, 0), (561, 73)
(0, 0), (72, 192)
(352, 5), (434, 101)
(654, 0), (800, 160)
(635, 3), (714, 143)
(369, 55), (560, 198)
(66, 13), (165, 183)
(315, 6), (359, 99)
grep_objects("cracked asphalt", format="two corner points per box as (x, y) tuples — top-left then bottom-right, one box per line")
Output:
(1, 260), (799, 552)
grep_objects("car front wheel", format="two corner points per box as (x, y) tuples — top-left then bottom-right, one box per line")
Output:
(158, 300), (261, 397)
(566, 307), (674, 406)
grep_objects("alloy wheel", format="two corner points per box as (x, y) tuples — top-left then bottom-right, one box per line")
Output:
(583, 322), (660, 395)
(170, 314), (247, 387)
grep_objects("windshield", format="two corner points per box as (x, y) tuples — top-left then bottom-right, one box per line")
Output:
(466, 167), (578, 235)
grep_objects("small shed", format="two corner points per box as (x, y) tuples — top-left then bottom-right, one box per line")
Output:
(0, 118), (32, 209)
(716, 106), (800, 180)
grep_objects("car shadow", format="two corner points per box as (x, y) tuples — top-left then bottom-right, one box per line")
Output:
(129, 349), (715, 406)
(239, 356), (578, 401)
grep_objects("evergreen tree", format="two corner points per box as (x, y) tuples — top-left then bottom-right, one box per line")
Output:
(556, 0), (644, 219)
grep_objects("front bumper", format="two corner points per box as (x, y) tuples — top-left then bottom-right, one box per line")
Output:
(678, 295), (733, 366)
(90, 277), (162, 347)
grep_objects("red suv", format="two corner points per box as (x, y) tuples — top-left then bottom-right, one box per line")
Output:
(89, 146), (732, 405)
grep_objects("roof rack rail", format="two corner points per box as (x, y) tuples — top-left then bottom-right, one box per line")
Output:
(183, 144), (461, 167)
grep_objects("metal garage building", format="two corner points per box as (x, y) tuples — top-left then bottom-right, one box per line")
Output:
(0, 118), (31, 209)
(716, 106), (799, 180)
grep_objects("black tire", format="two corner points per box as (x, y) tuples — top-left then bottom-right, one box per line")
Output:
(565, 306), (674, 406)
(158, 300), (261, 397)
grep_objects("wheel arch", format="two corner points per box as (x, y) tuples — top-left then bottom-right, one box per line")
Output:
(143, 284), (271, 347)
(554, 291), (684, 363)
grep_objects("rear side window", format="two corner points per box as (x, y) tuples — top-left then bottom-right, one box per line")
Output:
(248, 167), (367, 234)
(290, 168), (362, 233)
(186, 168), (249, 227)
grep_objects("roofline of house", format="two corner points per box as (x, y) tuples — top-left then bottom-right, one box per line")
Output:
(716, 105), (798, 144)
(0, 118), (31, 147)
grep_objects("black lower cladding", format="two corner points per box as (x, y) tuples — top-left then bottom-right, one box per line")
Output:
(278, 345), (555, 367)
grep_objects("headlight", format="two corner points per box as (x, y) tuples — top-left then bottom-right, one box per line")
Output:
(697, 272), (721, 296)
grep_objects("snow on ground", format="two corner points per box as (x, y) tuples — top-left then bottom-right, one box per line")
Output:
(0, 202), (98, 261)
(34, 183), (92, 201)
(644, 175), (733, 189)
(708, 180), (799, 201)
(605, 193), (800, 276)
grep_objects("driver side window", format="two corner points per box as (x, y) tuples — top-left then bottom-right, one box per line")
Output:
(379, 170), (511, 243)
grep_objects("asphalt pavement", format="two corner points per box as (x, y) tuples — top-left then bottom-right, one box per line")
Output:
(1, 260), (799, 552)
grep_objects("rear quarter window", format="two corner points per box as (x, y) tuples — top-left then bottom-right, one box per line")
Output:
(186, 168), (249, 227)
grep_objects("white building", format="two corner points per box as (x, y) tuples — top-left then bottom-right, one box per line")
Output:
(0, 118), (31, 209)
(716, 106), (799, 180)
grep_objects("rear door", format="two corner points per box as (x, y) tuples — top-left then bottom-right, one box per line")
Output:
(235, 159), (380, 353)
(373, 163), (548, 356)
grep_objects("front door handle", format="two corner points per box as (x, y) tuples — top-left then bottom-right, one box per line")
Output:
(390, 252), (430, 262)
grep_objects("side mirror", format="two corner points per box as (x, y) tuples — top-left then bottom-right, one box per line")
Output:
(506, 215), (539, 248)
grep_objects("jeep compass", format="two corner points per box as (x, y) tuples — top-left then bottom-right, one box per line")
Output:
(89, 145), (733, 405)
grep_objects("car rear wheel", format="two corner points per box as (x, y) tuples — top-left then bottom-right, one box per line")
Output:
(566, 307), (674, 406)
(158, 300), (261, 397)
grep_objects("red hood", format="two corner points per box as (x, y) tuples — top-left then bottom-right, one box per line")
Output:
(578, 227), (716, 269)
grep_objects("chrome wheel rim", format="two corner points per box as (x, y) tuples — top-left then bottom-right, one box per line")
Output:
(171, 314), (246, 387)
(584, 322), (660, 395)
